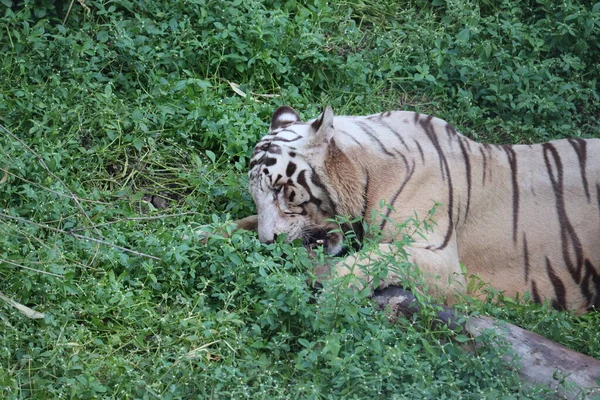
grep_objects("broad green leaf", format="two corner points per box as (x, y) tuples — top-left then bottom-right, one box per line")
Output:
(457, 28), (470, 43)
(206, 150), (216, 163)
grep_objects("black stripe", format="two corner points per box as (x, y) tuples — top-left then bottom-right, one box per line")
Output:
(413, 139), (425, 163)
(568, 138), (590, 201)
(461, 136), (472, 152)
(380, 158), (416, 232)
(543, 143), (583, 284)
(597, 184), (600, 239)
(339, 130), (363, 148)
(531, 280), (542, 304)
(446, 124), (458, 137)
(523, 235), (530, 281)
(420, 115), (454, 250)
(256, 141), (270, 152)
(502, 145), (519, 244)
(286, 162), (297, 177)
(546, 258), (567, 311)
(479, 147), (487, 185)
(309, 167), (334, 213)
(296, 170), (322, 208)
(249, 156), (262, 169)
(413, 112), (420, 124)
(377, 118), (410, 151)
(357, 122), (395, 157)
(361, 170), (370, 220)
(455, 126), (472, 223)
(271, 135), (303, 143)
(581, 259), (600, 310)
(264, 157), (277, 167)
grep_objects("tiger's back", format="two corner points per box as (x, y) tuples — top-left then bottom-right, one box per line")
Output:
(246, 106), (600, 313)
(462, 140), (600, 311)
(411, 115), (600, 312)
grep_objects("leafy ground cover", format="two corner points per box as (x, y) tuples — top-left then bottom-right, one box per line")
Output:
(1, 0), (599, 398)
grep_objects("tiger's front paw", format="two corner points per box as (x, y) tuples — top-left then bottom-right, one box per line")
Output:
(183, 215), (259, 242)
(332, 262), (376, 292)
(182, 225), (213, 242)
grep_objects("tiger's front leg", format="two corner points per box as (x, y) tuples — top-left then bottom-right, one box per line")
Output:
(232, 215), (259, 232)
(331, 241), (467, 305)
(193, 215), (258, 240)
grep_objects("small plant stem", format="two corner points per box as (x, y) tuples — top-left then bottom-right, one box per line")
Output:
(0, 213), (160, 261)
(0, 258), (65, 279)
(68, 212), (199, 232)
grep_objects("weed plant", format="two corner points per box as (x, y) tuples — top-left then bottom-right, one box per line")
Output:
(1, 0), (599, 398)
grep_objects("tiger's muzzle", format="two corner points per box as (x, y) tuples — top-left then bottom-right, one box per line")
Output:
(302, 226), (344, 256)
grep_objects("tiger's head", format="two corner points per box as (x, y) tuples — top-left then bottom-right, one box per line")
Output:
(248, 105), (361, 255)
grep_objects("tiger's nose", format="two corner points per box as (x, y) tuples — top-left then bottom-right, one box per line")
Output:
(264, 233), (279, 244)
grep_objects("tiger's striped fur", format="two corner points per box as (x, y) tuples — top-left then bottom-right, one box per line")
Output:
(243, 105), (600, 313)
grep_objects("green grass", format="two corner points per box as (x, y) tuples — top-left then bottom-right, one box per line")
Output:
(1, 0), (599, 398)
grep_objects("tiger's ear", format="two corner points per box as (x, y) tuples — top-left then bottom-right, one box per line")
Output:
(270, 106), (301, 131)
(310, 105), (335, 144)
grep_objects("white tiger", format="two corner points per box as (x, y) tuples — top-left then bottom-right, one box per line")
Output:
(232, 105), (600, 313)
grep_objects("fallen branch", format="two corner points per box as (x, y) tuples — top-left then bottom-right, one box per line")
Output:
(0, 291), (45, 319)
(372, 286), (600, 399)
